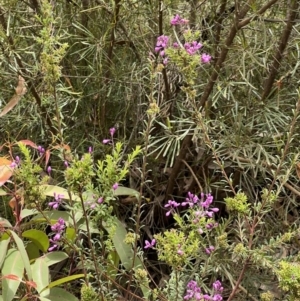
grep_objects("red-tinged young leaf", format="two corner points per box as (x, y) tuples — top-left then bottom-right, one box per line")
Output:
(18, 140), (38, 149)
(2, 274), (21, 281)
(45, 149), (51, 166)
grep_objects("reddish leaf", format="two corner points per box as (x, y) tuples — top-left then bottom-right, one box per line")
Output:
(45, 149), (51, 167)
(2, 274), (20, 281)
(25, 280), (37, 289)
(0, 76), (27, 117)
(18, 140), (38, 149)
(0, 157), (14, 186)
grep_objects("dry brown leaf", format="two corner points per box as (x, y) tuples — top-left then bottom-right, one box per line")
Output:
(296, 162), (300, 179)
(0, 75), (27, 117)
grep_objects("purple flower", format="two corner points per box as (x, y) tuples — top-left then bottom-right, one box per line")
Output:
(184, 41), (202, 55)
(38, 146), (45, 156)
(103, 139), (111, 144)
(170, 14), (189, 26)
(144, 239), (156, 249)
(173, 42), (179, 48)
(48, 218), (65, 252)
(64, 161), (69, 168)
(49, 193), (64, 210)
(184, 280), (202, 300)
(201, 53), (212, 64)
(10, 161), (18, 168)
(110, 127), (116, 137)
(88, 146), (93, 153)
(97, 197), (103, 204)
(112, 183), (119, 190)
(205, 245), (215, 254)
(47, 166), (52, 175)
(163, 57), (168, 65)
(177, 249), (184, 255)
(213, 280), (224, 293)
(164, 200), (180, 216)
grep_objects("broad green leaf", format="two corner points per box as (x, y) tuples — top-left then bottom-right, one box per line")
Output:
(66, 227), (76, 242)
(32, 257), (50, 295)
(9, 230), (32, 280)
(40, 274), (84, 293)
(104, 217), (151, 298)
(0, 188), (7, 195)
(114, 186), (140, 199)
(26, 242), (40, 260)
(21, 209), (39, 219)
(2, 249), (24, 301)
(41, 184), (79, 202)
(0, 238), (10, 268)
(32, 211), (71, 226)
(43, 251), (68, 266)
(0, 217), (12, 228)
(106, 249), (119, 280)
(42, 287), (78, 301)
(38, 298), (51, 301)
(22, 229), (49, 253)
(0, 296), (3, 301)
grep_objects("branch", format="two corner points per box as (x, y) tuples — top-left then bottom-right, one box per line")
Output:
(260, 0), (299, 101)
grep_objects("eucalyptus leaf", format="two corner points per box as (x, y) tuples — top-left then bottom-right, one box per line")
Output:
(2, 249), (24, 301)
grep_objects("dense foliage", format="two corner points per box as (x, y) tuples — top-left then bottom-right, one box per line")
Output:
(0, 0), (300, 300)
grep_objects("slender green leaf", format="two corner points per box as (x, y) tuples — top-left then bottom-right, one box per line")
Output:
(32, 258), (50, 295)
(2, 249), (24, 301)
(9, 230), (32, 280)
(0, 238), (10, 268)
(40, 274), (84, 293)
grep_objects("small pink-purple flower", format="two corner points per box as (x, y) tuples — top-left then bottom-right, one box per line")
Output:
(184, 41), (202, 55)
(170, 14), (189, 26)
(112, 183), (119, 190)
(110, 127), (116, 137)
(47, 166), (52, 175)
(49, 193), (64, 210)
(144, 239), (156, 249)
(164, 200), (180, 216)
(201, 53), (212, 64)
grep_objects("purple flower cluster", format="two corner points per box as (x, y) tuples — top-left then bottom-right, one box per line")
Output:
(184, 41), (202, 55)
(170, 14), (189, 26)
(38, 145), (45, 156)
(164, 199), (181, 216)
(184, 280), (223, 301)
(49, 218), (65, 252)
(10, 156), (20, 168)
(49, 192), (64, 209)
(84, 197), (104, 209)
(155, 35), (169, 65)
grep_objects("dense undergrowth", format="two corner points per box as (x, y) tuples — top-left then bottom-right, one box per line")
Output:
(1, 0), (300, 300)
